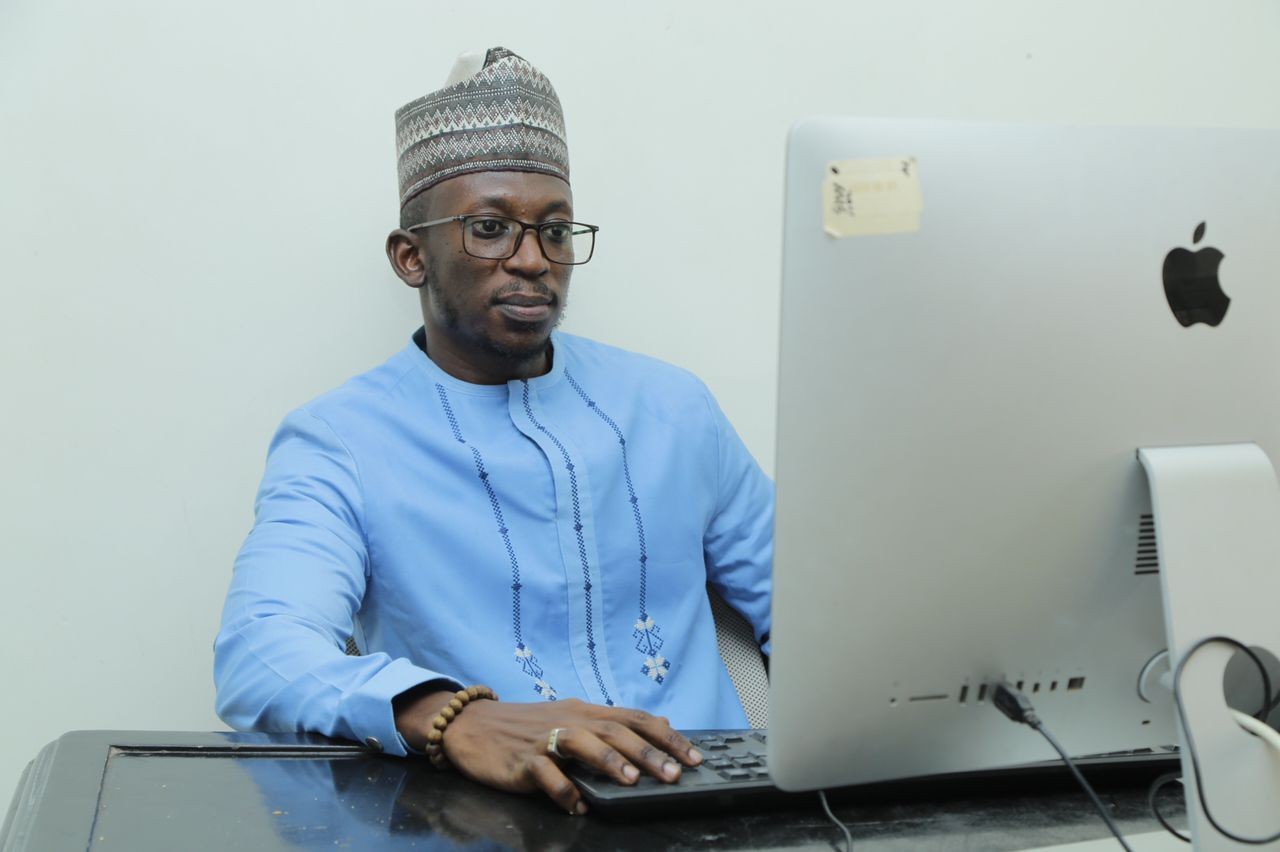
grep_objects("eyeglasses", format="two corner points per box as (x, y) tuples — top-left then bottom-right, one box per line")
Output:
(407, 215), (599, 266)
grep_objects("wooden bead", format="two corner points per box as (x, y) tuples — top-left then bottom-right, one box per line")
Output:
(449, 698), (464, 712)
(441, 706), (455, 721)
(432, 716), (448, 730)
(426, 729), (442, 744)
(466, 686), (480, 700)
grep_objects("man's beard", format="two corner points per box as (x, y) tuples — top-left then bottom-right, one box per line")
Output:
(427, 268), (566, 364)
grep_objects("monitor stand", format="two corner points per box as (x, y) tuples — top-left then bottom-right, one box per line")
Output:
(1139, 443), (1280, 850)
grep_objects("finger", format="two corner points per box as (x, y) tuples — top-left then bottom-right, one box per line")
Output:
(593, 720), (685, 783)
(555, 727), (643, 785)
(614, 708), (703, 766)
(528, 755), (588, 815)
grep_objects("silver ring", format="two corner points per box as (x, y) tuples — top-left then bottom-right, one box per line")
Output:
(547, 727), (566, 758)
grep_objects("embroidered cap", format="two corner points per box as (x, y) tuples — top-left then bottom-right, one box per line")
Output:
(394, 47), (570, 209)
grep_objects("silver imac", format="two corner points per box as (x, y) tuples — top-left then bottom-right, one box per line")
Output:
(767, 117), (1280, 816)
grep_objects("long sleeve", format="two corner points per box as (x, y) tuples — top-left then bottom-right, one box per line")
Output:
(213, 408), (458, 756)
(701, 388), (775, 656)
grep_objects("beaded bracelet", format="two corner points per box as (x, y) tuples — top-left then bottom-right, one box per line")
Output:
(424, 685), (498, 769)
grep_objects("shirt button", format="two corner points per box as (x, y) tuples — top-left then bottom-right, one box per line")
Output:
(364, 736), (383, 752)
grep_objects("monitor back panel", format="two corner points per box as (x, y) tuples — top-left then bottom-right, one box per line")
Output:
(769, 118), (1280, 791)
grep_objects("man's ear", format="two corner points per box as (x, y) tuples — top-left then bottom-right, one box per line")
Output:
(386, 230), (427, 288)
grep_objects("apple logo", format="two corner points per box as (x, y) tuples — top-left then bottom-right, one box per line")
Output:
(1162, 222), (1229, 327)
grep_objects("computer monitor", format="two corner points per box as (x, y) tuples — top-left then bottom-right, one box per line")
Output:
(767, 118), (1280, 798)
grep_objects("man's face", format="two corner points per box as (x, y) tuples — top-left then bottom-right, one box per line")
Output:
(415, 171), (574, 367)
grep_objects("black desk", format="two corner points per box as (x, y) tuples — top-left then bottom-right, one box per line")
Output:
(2, 731), (1183, 851)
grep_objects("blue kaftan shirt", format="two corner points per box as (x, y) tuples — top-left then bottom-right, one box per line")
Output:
(214, 330), (774, 755)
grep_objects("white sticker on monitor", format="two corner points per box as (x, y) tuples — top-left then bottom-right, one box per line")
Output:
(823, 156), (922, 237)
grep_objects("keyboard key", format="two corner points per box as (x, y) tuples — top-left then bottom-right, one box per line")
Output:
(718, 768), (752, 780)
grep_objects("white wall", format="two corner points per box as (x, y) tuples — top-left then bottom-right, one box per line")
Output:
(2, 0), (1277, 810)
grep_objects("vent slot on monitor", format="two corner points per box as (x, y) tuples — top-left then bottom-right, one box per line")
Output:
(1134, 513), (1159, 574)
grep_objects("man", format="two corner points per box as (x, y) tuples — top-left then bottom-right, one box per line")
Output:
(214, 47), (773, 816)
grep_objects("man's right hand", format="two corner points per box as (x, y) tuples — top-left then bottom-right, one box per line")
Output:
(394, 689), (704, 814)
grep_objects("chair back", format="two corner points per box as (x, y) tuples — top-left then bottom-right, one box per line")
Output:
(708, 585), (769, 728)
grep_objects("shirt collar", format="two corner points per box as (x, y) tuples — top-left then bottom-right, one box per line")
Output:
(406, 327), (566, 396)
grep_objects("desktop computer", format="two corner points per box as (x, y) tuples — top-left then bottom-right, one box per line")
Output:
(572, 117), (1280, 847)
(768, 117), (1280, 849)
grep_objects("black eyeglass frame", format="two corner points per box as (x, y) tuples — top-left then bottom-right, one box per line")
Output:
(406, 214), (599, 266)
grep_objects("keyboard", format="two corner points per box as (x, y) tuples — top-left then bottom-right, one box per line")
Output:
(568, 728), (789, 811)
(568, 727), (1181, 813)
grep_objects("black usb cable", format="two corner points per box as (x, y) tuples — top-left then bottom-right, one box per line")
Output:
(992, 682), (1135, 852)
